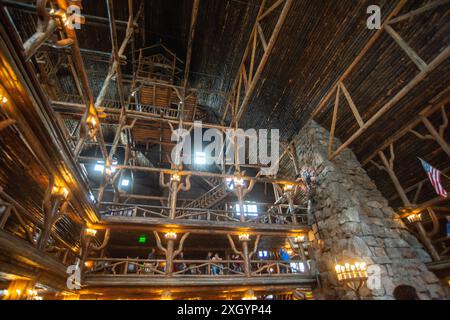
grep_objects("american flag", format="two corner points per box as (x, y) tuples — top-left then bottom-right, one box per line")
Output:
(419, 158), (448, 198)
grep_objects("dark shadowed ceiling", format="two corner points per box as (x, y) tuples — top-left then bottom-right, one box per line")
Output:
(4, 0), (449, 208)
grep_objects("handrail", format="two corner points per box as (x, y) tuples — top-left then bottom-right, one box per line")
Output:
(85, 258), (308, 277)
(100, 203), (309, 225)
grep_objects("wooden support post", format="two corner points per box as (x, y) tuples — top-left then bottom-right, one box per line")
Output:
(421, 116), (450, 158)
(378, 149), (411, 206)
(169, 180), (180, 220)
(166, 239), (175, 276)
(377, 147), (441, 261)
(242, 240), (251, 277)
(0, 205), (12, 229)
(328, 85), (340, 157)
(286, 192), (297, 224)
(236, 184), (246, 223)
(415, 222), (441, 261)
(340, 82), (364, 128)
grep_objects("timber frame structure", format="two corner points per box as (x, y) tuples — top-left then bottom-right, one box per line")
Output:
(0, 0), (448, 300)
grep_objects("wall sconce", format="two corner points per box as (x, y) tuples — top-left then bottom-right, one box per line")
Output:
(86, 114), (98, 138)
(283, 184), (294, 192)
(239, 233), (250, 242)
(407, 213), (422, 223)
(165, 232), (177, 240)
(27, 289), (37, 297)
(242, 289), (257, 300)
(52, 186), (69, 199)
(334, 261), (368, 299)
(84, 228), (97, 237)
(86, 115), (97, 128)
(171, 174), (181, 182)
(161, 290), (173, 300)
(0, 95), (7, 105)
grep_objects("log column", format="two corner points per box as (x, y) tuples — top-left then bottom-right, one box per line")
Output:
(378, 149), (440, 261)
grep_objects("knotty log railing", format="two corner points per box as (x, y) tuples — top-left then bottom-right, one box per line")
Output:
(85, 258), (308, 277)
(58, 94), (180, 119)
(100, 203), (308, 225)
(0, 190), (80, 266)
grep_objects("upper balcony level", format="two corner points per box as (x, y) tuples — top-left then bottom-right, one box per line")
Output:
(98, 202), (310, 235)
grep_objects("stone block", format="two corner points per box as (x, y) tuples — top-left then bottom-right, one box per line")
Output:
(422, 271), (438, 284)
(385, 247), (402, 258)
(371, 247), (388, 257)
(372, 256), (392, 264)
(339, 207), (360, 223)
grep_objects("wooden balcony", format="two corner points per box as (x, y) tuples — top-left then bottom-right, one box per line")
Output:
(84, 258), (316, 288)
(98, 203), (310, 235)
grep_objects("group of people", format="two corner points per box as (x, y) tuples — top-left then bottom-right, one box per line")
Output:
(122, 247), (293, 275)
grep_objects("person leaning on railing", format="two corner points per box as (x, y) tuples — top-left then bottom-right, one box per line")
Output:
(211, 253), (223, 275)
(232, 254), (242, 273)
(144, 249), (157, 274)
(204, 252), (213, 275)
(175, 252), (187, 274)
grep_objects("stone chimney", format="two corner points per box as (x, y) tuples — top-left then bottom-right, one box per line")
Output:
(294, 120), (445, 300)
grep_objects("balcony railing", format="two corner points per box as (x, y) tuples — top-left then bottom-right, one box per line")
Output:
(85, 258), (309, 277)
(57, 94), (180, 119)
(100, 203), (308, 225)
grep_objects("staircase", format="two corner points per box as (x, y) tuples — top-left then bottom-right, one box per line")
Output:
(184, 178), (229, 209)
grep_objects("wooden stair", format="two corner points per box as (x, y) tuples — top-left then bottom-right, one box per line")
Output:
(184, 178), (229, 209)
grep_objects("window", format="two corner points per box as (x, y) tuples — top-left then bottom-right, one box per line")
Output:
(290, 262), (305, 273)
(121, 179), (130, 187)
(94, 161), (104, 172)
(235, 203), (258, 217)
(195, 152), (206, 165)
(94, 160), (117, 173)
(258, 251), (268, 258)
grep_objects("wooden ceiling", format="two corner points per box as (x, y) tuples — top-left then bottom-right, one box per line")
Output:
(1, 0), (448, 249)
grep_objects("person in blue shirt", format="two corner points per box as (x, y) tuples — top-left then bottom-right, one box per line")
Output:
(279, 248), (290, 273)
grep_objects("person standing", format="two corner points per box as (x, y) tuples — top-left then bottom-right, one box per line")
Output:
(279, 248), (290, 273)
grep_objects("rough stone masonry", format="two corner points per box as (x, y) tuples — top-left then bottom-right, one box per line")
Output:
(293, 120), (445, 300)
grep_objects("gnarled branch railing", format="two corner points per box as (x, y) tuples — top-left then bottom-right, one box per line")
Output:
(85, 258), (309, 277)
(100, 202), (308, 225)
(0, 188), (81, 266)
(58, 94), (180, 119)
